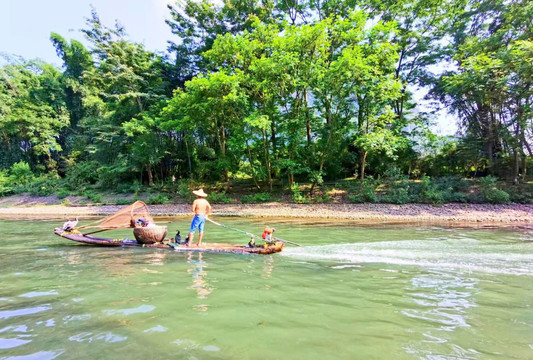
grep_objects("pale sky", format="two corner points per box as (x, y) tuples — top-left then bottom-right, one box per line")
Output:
(0, 0), (457, 135)
(1, 0), (173, 65)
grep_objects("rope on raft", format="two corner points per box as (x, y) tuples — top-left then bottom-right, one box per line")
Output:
(206, 218), (302, 246)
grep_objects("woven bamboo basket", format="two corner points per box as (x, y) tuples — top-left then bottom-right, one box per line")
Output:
(133, 226), (168, 244)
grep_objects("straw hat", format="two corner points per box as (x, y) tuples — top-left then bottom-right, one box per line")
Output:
(192, 188), (208, 197)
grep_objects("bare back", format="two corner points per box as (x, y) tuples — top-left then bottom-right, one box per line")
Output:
(192, 198), (211, 215)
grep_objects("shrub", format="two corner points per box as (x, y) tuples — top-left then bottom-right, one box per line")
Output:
(177, 180), (196, 202)
(148, 193), (170, 204)
(382, 168), (410, 204)
(96, 165), (124, 189)
(291, 182), (309, 204)
(0, 170), (13, 196)
(207, 191), (232, 203)
(116, 182), (136, 194)
(347, 194), (362, 203)
(446, 192), (470, 203)
(241, 192), (272, 203)
(313, 192), (331, 204)
(61, 198), (73, 206)
(479, 175), (498, 189)
(56, 188), (70, 199)
(10, 161), (33, 184)
(435, 176), (470, 193)
(66, 161), (100, 188)
(506, 186), (533, 204)
(484, 189), (510, 204)
(412, 176), (472, 203)
(383, 167), (405, 182)
(419, 176), (445, 204)
(21, 175), (60, 196)
(84, 190), (102, 203)
(479, 176), (510, 204)
(381, 187), (410, 204)
(348, 180), (378, 203)
(130, 181), (142, 196)
(115, 198), (132, 205)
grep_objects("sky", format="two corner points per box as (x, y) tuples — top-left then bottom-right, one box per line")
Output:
(0, 0), (457, 135)
(1, 0), (173, 65)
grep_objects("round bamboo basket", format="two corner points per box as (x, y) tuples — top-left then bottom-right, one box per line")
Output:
(133, 226), (168, 244)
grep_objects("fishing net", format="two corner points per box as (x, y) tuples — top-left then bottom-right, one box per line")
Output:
(78, 201), (154, 230)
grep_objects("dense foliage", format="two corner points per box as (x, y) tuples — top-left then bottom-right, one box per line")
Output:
(0, 0), (531, 203)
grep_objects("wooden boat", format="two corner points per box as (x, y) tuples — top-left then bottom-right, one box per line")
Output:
(54, 228), (284, 255)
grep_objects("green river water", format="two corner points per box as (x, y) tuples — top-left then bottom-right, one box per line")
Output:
(1, 219), (532, 359)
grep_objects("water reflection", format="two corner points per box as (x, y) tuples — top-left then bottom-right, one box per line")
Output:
(64, 250), (83, 265)
(187, 253), (213, 310)
(403, 270), (478, 358)
(100, 254), (136, 279)
(261, 256), (275, 280)
(145, 251), (167, 266)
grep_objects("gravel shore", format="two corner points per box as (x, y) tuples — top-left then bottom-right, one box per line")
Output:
(0, 200), (532, 226)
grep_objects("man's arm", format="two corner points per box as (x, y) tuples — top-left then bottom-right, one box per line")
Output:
(191, 199), (197, 213)
(206, 201), (212, 216)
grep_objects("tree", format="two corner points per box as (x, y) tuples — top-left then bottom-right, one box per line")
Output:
(0, 61), (69, 171)
(433, 0), (532, 180)
(162, 71), (249, 182)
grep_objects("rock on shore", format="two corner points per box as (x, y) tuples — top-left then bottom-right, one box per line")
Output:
(0, 202), (531, 226)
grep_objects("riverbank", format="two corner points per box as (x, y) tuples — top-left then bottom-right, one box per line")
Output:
(0, 198), (532, 226)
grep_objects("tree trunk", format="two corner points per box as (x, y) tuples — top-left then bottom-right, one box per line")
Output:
(271, 121), (277, 160)
(147, 164), (154, 187)
(185, 138), (192, 179)
(219, 125), (229, 183)
(305, 90), (311, 146)
(288, 173), (293, 189)
(359, 151), (368, 180)
(309, 162), (324, 196)
(521, 153), (527, 181)
(246, 142), (261, 190)
(262, 129), (272, 192)
(513, 148), (520, 184)
(136, 96), (143, 112)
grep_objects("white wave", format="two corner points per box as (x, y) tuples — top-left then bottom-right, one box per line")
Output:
(282, 240), (533, 276)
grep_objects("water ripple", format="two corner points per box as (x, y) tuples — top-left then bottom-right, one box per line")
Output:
(103, 304), (155, 316)
(0, 305), (52, 320)
(19, 291), (58, 298)
(0, 337), (32, 349)
(203, 345), (220, 352)
(62, 314), (91, 323)
(143, 325), (168, 333)
(68, 332), (127, 343)
(1, 350), (64, 360)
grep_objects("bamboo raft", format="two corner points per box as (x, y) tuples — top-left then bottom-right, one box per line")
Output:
(54, 201), (286, 255)
(54, 228), (285, 255)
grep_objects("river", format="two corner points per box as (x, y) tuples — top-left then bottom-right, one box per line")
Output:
(1, 219), (532, 359)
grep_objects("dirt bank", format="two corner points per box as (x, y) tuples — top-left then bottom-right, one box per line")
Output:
(0, 197), (532, 226)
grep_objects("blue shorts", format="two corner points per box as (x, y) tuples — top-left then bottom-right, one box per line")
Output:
(189, 215), (205, 233)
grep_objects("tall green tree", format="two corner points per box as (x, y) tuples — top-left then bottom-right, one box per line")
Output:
(0, 61), (69, 170)
(433, 0), (532, 180)
(69, 8), (171, 184)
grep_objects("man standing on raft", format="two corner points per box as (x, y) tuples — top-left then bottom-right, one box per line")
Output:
(188, 189), (211, 247)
